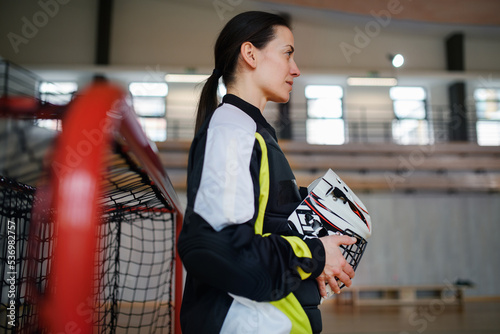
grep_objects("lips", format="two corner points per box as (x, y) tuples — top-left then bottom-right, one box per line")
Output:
(286, 81), (293, 88)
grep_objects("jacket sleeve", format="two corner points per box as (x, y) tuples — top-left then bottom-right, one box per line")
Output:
(177, 114), (325, 302)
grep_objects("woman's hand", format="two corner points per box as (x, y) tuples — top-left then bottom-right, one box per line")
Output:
(316, 234), (357, 298)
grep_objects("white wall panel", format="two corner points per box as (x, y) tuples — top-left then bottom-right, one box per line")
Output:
(355, 192), (500, 297)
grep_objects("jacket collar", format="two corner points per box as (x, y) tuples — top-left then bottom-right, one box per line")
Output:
(222, 94), (277, 139)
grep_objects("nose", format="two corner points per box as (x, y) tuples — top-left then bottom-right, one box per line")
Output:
(291, 59), (300, 77)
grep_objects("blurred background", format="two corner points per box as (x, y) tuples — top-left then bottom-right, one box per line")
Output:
(1, 0), (499, 332)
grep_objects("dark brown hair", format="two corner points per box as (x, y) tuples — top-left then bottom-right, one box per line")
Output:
(194, 11), (290, 133)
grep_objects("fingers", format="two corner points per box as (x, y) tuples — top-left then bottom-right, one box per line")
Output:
(326, 276), (341, 295)
(344, 262), (356, 279)
(337, 235), (357, 246)
(335, 268), (354, 288)
(316, 276), (328, 298)
(318, 274), (354, 297)
(317, 275), (339, 299)
(318, 234), (358, 296)
(324, 265), (354, 292)
(320, 234), (357, 249)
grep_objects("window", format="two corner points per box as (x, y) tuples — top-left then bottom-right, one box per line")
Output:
(305, 85), (345, 145)
(129, 82), (168, 142)
(390, 86), (430, 145)
(38, 81), (77, 131)
(474, 88), (500, 146)
(39, 81), (77, 105)
(137, 117), (168, 142)
(218, 83), (227, 98)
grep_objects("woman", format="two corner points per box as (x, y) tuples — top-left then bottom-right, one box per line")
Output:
(177, 11), (357, 334)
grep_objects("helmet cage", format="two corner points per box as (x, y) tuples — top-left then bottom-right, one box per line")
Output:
(338, 228), (367, 288)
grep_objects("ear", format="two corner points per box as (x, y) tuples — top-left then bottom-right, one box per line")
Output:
(240, 42), (257, 69)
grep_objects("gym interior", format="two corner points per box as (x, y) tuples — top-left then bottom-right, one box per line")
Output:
(1, 0), (499, 333)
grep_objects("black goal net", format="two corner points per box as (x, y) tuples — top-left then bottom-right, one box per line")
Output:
(0, 60), (181, 333)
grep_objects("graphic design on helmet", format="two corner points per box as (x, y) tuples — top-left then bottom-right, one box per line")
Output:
(288, 169), (373, 289)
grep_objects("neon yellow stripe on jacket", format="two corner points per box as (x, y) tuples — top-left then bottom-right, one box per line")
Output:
(254, 133), (313, 334)
(254, 132), (269, 235)
(281, 236), (313, 280)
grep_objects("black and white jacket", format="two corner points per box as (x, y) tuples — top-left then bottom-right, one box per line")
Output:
(178, 94), (326, 334)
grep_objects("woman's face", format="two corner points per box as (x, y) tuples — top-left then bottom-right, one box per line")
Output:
(254, 25), (301, 104)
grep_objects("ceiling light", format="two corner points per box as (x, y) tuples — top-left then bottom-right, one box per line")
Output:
(347, 77), (398, 86)
(305, 85), (343, 99)
(129, 82), (168, 96)
(164, 74), (210, 83)
(391, 54), (405, 68)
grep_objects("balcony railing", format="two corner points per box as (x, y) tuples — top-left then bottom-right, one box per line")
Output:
(162, 101), (498, 146)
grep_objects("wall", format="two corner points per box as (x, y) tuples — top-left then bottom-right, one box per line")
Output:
(1, 0), (500, 297)
(2, 0), (500, 71)
(0, 0), (98, 65)
(357, 192), (500, 297)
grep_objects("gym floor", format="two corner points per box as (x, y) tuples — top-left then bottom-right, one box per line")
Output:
(319, 299), (500, 334)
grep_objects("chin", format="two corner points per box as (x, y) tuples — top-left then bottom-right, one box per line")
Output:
(270, 93), (291, 104)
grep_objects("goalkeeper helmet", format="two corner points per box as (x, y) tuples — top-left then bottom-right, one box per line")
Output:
(288, 169), (372, 284)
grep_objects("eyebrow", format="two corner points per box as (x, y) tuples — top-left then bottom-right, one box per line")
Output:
(286, 45), (295, 53)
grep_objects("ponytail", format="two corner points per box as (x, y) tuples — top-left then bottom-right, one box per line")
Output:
(194, 11), (290, 134)
(195, 70), (222, 133)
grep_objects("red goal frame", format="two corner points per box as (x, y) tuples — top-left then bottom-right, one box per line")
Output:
(1, 81), (184, 334)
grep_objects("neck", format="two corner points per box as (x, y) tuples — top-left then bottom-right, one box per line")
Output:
(226, 75), (267, 112)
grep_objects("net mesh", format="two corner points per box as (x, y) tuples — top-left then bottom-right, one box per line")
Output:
(0, 120), (176, 333)
(95, 144), (175, 333)
(0, 117), (56, 332)
(0, 176), (41, 331)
